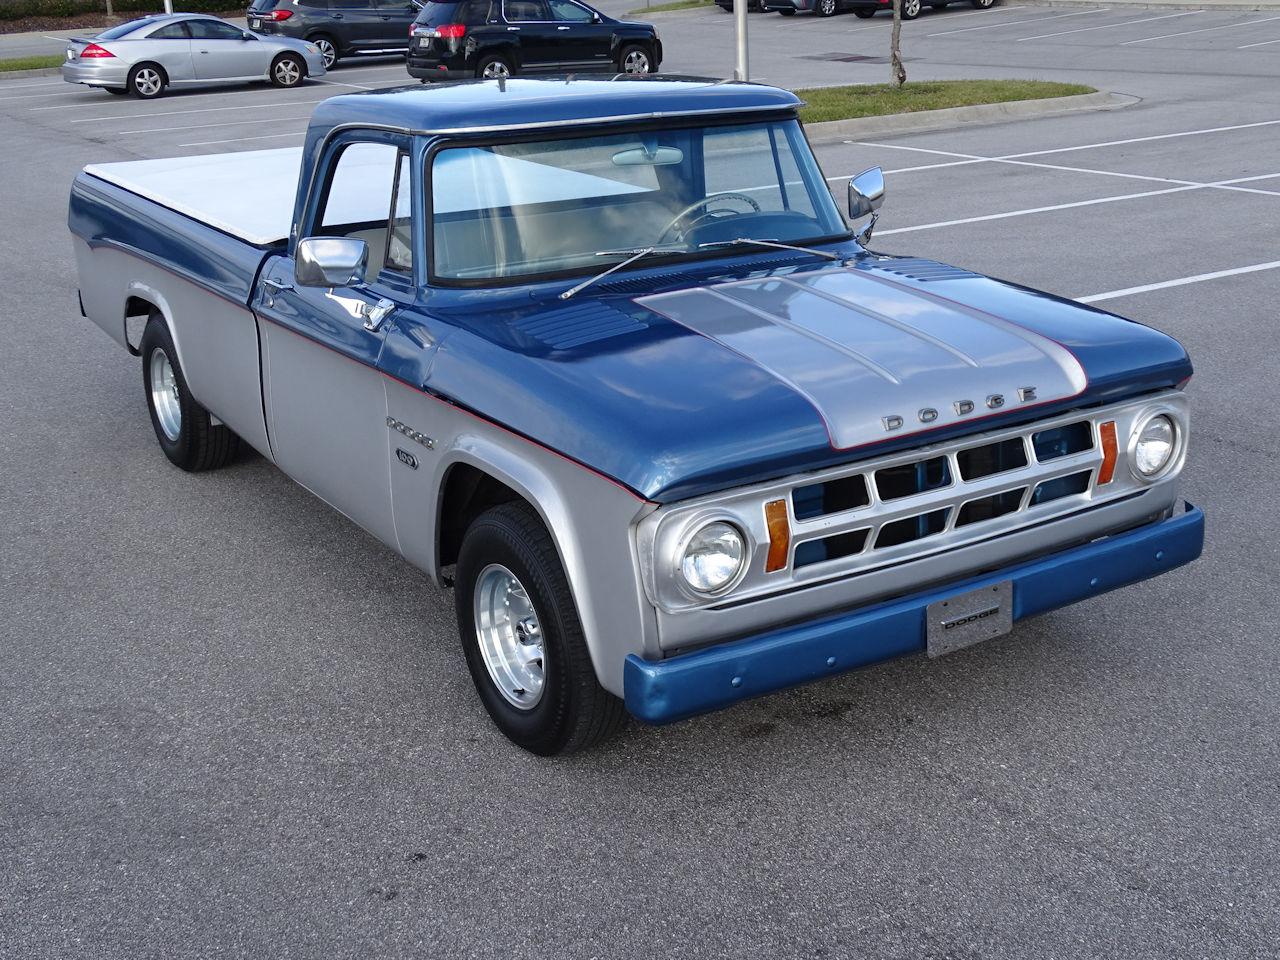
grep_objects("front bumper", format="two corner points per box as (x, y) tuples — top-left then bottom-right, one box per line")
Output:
(624, 502), (1204, 723)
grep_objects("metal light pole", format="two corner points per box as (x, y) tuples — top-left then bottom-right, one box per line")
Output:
(733, 0), (749, 80)
(164, 0), (173, 12)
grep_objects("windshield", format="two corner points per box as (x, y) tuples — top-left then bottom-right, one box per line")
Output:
(429, 119), (847, 283)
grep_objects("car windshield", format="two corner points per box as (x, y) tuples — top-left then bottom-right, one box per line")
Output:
(429, 119), (848, 283)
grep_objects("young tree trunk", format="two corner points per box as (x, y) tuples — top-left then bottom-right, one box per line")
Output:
(890, 0), (906, 87)
(105, 0), (115, 16)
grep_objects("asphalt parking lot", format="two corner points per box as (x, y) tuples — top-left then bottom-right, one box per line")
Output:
(2, 3), (1278, 957)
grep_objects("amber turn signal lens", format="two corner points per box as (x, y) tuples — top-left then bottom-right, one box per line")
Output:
(764, 499), (791, 573)
(1097, 420), (1118, 485)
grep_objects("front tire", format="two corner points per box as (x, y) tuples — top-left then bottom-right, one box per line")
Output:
(140, 315), (241, 472)
(270, 52), (306, 87)
(476, 53), (513, 79)
(127, 63), (166, 99)
(617, 43), (653, 74)
(455, 502), (626, 755)
(970, 0), (996, 6)
(816, 0), (839, 15)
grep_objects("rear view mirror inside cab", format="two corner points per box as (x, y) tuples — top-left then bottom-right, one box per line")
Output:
(612, 145), (684, 167)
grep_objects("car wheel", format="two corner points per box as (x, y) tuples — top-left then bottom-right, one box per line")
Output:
(618, 43), (653, 74)
(476, 54), (514, 79)
(901, 0), (922, 17)
(270, 53), (306, 87)
(309, 34), (338, 69)
(140, 315), (241, 472)
(853, 7), (876, 16)
(455, 502), (627, 755)
(127, 63), (167, 100)
(816, 0), (839, 14)
(969, 0), (995, 6)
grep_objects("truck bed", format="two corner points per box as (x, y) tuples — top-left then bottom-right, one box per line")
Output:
(83, 147), (303, 247)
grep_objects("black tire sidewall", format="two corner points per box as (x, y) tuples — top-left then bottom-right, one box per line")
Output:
(618, 43), (651, 73)
(140, 317), (196, 467)
(455, 507), (584, 755)
(271, 53), (305, 87)
(128, 63), (165, 99)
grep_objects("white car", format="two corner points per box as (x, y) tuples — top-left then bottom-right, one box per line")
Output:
(61, 13), (326, 99)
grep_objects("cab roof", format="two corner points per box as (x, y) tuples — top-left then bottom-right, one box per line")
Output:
(305, 77), (803, 140)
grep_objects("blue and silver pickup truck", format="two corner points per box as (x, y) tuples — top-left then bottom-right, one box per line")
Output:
(69, 78), (1203, 754)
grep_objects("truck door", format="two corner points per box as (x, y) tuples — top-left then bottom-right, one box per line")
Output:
(188, 17), (269, 79)
(501, 0), (558, 69)
(545, 0), (609, 67)
(328, 0), (385, 51)
(253, 134), (416, 549)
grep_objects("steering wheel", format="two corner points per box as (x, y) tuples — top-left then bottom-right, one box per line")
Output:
(656, 191), (762, 245)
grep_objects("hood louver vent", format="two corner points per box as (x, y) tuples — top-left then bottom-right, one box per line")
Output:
(870, 258), (981, 282)
(513, 302), (648, 350)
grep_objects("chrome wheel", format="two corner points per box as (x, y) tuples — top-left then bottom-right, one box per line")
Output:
(149, 349), (181, 442)
(621, 48), (650, 73)
(903, 0), (921, 15)
(473, 564), (546, 710)
(480, 59), (511, 79)
(818, 0), (838, 15)
(314, 37), (336, 68)
(133, 67), (163, 97)
(274, 57), (302, 86)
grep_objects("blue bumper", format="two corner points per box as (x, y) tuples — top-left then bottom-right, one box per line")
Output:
(624, 504), (1205, 724)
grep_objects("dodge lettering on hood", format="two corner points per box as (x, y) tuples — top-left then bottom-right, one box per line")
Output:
(69, 78), (1203, 754)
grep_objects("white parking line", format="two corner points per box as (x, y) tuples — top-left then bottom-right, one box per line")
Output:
(1017, 10), (1199, 42)
(0, 89), (87, 102)
(1121, 14), (1280, 45)
(1238, 37), (1280, 48)
(311, 77), (375, 90)
(876, 173), (1280, 235)
(30, 86), (331, 112)
(1079, 261), (1280, 303)
(67, 96), (331, 123)
(179, 130), (308, 147)
(925, 9), (1091, 37)
(849, 118), (1280, 174)
(115, 115), (314, 135)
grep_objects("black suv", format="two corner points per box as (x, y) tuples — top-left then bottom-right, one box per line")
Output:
(247, 0), (423, 68)
(406, 0), (661, 81)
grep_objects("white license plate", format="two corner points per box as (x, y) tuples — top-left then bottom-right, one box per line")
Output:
(926, 581), (1013, 658)
(66, 49), (74, 60)
(249, 18), (261, 28)
(418, 34), (434, 44)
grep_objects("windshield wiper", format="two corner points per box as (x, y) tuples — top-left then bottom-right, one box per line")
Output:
(559, 245), (682, 301)
(697, 238), (842, 261)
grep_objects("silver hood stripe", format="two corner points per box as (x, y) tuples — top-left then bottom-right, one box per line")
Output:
(638, 266), (1088, 450)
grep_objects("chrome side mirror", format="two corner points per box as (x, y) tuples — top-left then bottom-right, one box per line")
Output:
(296, 237), (368, 289)
(242, 31), (257, 41)
(847, 166), (885, 221)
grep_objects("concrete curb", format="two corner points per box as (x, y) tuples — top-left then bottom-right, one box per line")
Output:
(803, 90), (1138, 142)
(0, 66), (63, 79)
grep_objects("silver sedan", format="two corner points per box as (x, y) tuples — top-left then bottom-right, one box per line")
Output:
(61, 13), (326, 99)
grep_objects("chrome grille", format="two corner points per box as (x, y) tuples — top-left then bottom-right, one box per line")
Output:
(637, 391), (1189, 615)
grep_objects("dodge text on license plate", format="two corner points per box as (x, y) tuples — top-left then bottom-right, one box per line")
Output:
(926, 581), (1013, 658)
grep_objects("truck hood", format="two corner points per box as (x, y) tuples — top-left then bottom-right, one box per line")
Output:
(416, 255), (1192, 502)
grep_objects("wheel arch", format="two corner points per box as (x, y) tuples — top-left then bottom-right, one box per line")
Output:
(122, 284), (184, 367)
(270, 49), (309, 80)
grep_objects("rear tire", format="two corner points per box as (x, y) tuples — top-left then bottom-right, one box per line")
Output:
(617, 43), (653, 74)
(901, 0), (921, 17)
(309, 33), (338, 68)
(455, 502), (627, 755)
(270, 52), (306, 87)
(140, 315), (241, 472)
(127, 63), (166, 99)
(476, 53), (514, 79)
(853, 7), (876, 15)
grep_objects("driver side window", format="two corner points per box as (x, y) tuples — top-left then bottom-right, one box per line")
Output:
(187, 18), (246, 39)
(319, 142), (414, 280)
(548, 0), (593, 21)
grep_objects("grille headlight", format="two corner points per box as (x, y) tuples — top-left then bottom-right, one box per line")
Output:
(679, 521), (746, 595)
(1132, 414), (1176, 479)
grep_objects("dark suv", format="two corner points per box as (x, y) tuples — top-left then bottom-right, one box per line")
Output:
(247, 0), (423, 68)
(406, 0), (660, 81)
